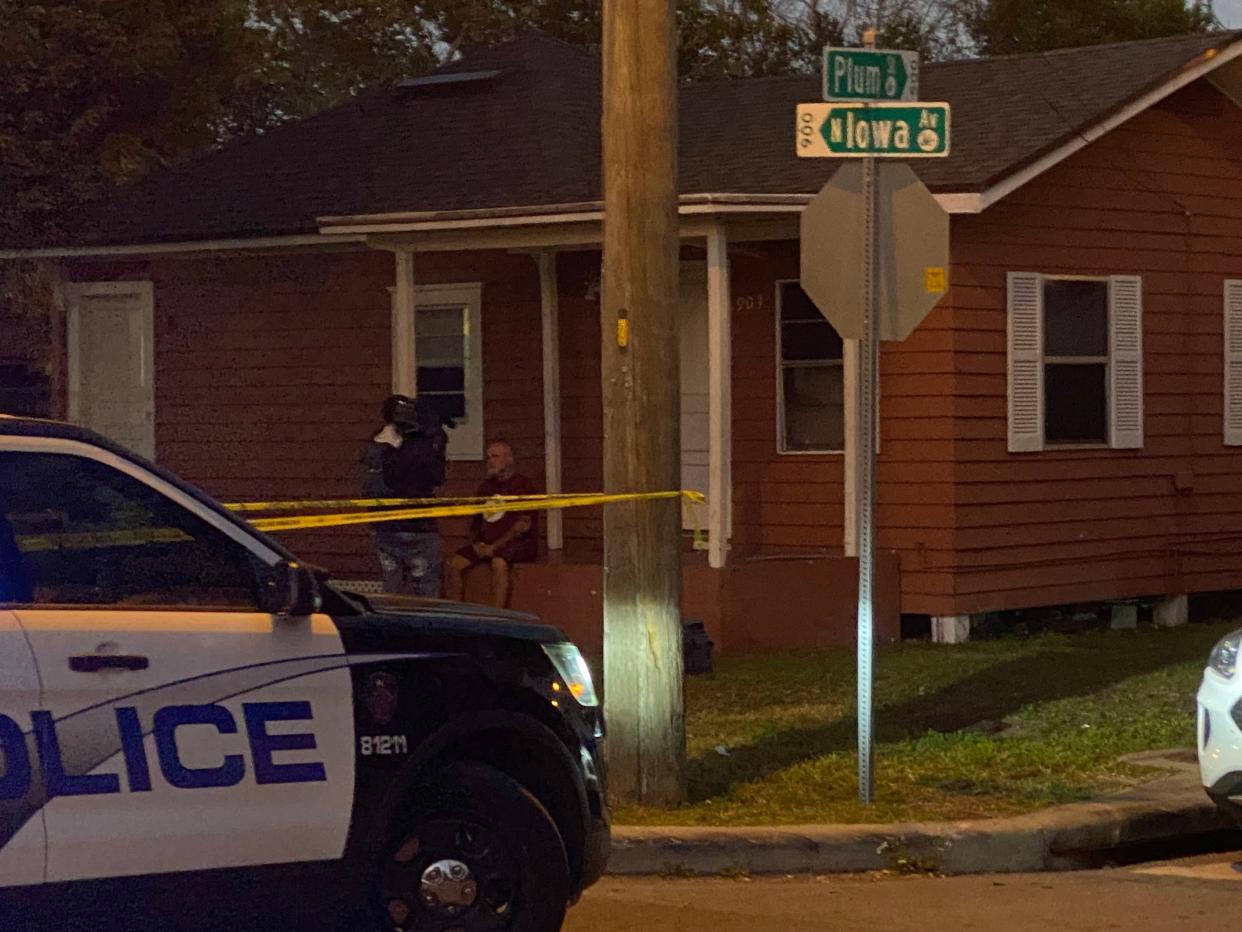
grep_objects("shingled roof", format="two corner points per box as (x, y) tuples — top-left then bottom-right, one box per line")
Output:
(27, 29), (1242, 249)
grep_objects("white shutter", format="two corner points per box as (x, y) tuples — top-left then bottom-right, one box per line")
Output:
(1225, 280), (1242, 445)
(1007, 272), (1044, 453)
(1108, 275), (1143, 450)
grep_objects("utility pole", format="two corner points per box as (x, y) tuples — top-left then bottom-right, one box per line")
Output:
(600, 0), (686, 805)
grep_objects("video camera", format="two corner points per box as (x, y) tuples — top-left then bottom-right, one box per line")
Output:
(387, 394), (455, 435)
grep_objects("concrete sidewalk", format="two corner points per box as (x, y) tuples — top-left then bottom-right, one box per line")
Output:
(607, 752), (1241, 876)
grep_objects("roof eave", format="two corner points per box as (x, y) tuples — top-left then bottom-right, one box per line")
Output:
(0, 232), (366, 261)
(0, 192), (988, 259)
(970, 34), (1242, 213)
(315, 190), (984, 238)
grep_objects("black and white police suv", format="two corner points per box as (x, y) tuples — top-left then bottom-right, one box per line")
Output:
(0, 416), (609, 932)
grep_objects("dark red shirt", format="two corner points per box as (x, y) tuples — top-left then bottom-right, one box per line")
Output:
(473, 473), (538, 545)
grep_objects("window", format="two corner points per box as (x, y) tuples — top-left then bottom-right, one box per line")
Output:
(1044, 279), (1108, 444)
(778, 281), (845, 452)
(417, 306), (468, 423)
(1007, 273), (1143, 453)
(392, 283), (484, 460)
(0, 452), (261, 609)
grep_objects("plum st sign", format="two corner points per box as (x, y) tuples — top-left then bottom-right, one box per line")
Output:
(796, 102), (951, 158)
(823, 47), (919, 102)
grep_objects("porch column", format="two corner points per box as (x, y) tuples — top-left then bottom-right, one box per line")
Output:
(537, 250), (564, 550)
(392, 250), (416, 395)
(706, 223), (732, 568)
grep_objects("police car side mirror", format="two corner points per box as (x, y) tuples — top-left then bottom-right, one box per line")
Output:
(258, 560), (321, 617)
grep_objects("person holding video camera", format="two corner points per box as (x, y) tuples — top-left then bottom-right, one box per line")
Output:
(361, 394), (452, 597)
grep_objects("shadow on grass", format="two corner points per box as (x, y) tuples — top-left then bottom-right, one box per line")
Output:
(687, 630), (1211, 803)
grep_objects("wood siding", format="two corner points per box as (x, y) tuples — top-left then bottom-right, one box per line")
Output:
(68, 249), (553, 578)
(554, 251), (606, 559)
(729, 248), (845, 556)
(941, 81), (1242, 616)
(729, 244), (957, 614)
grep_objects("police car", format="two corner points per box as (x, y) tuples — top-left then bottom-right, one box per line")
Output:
(1198, 627), (1242, 829)
(0, 416), (608, 931)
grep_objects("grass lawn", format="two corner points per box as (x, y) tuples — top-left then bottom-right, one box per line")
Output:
(613, 621), (1235, 826)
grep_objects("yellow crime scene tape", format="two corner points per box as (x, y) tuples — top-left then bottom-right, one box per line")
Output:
(223, 493), (582, 514)
(10, 492), (707, 554)
(236, 490), (706, 534)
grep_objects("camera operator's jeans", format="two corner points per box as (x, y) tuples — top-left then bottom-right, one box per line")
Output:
(375, 529), (442, 598)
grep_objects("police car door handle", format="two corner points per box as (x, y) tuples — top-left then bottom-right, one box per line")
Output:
(68, 653), (150, 673)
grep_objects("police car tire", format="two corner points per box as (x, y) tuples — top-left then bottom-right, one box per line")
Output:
(380, 761), (571, 932)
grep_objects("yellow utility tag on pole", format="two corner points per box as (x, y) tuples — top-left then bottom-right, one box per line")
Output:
(617, 318), (629, 347)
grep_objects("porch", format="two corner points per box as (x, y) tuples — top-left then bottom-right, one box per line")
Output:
(341, 549), (902, 655)
(344, 207), (891, 649)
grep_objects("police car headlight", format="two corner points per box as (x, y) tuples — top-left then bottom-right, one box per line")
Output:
(542, 642), (598, 707)
(1209, 629), (1242, 680)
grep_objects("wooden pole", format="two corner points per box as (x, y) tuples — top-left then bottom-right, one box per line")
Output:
(601, 0), (686, 805)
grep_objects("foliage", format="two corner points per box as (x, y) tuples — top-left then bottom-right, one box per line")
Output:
(958, 0), (1219, 55)
(680, 0), (814, 80)
(0, 1), (271, 243)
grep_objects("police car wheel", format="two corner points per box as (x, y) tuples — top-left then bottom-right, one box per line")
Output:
(380, 761), (571, 932)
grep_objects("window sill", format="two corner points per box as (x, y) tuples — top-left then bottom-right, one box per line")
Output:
(1043, 442), (1112, 451)
(777, 449), (845, 456)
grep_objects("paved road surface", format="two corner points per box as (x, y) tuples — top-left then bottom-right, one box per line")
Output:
(565, 853), (1242, 931)
(14, 851), (1241, 930)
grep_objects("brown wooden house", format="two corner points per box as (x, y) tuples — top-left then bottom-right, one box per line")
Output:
(7, 30), (1242, 651)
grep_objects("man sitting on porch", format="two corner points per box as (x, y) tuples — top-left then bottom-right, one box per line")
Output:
(445, 440), (538, 608)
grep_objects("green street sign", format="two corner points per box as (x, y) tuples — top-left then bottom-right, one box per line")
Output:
(823, 47), (919, 102)
(796, 102), (951, 159)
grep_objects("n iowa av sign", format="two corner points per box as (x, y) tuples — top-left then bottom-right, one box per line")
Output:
(796, 102), (950, 158)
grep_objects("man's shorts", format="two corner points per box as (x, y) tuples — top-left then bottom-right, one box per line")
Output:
(455, 539), (538, 566)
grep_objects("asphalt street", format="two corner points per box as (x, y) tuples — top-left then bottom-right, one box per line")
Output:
(564, 852), (1242, 931)
(11, 851), (1240, 931)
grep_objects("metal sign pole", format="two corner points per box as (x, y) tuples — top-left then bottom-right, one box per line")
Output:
(856, 30), (880, 807)
(801, 15), (948, 806)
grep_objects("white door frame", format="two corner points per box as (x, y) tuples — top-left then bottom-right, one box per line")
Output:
(65, 281), (156, 458)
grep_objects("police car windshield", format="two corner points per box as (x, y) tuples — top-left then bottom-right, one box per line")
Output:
(0, 451), (264, 609)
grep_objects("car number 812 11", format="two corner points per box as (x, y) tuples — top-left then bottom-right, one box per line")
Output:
(359, 734), (409, 756)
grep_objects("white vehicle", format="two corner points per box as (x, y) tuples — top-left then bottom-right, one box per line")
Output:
(0, 417), (609, 931)
(1197, 628), (1242, 826)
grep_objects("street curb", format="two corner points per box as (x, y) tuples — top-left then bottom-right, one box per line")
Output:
(606, 768), (1240, 877)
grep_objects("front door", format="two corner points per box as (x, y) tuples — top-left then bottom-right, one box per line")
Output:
(67, 282), (155, 460)
(679, 265), (709, 532)
(0, 438), (354, 884)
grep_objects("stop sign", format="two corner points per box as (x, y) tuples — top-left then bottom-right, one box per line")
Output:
(800, 162), (949, 342)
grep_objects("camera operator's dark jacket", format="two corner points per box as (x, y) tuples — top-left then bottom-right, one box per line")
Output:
(361, 422), (446, 534)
